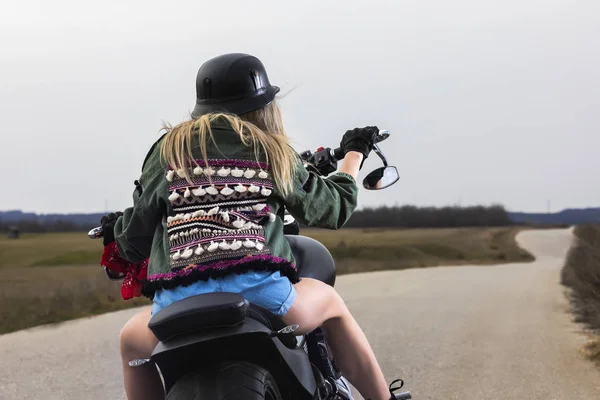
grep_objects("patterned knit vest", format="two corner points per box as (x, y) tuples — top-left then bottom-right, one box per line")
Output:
(142, 158), (298, 295)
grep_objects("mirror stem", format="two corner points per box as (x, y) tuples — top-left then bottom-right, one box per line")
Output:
(373, 144), (389, 167)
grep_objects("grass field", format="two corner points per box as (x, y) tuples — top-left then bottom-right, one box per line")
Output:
(0, 227), (533, 334)
(305, 227), (533, 275)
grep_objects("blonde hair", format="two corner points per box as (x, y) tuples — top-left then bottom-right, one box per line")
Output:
(159, 100), (298, 196)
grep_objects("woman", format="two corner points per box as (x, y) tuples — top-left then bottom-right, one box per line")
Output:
(102, 53), (405, 400)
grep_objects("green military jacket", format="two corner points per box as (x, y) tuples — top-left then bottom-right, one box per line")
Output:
(113, 119), (358, 298)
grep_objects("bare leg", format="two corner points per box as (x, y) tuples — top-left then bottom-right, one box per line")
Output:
(282, 278), (390, 400)
(120, 307), (163, 400)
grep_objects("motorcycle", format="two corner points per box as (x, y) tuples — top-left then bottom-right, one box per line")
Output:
(89, 130), (410, 400)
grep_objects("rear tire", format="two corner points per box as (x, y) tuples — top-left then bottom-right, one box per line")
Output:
(166, 361), (283, 400)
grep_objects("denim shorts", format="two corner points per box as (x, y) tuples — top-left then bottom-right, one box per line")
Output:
(151, 270), (297, 317)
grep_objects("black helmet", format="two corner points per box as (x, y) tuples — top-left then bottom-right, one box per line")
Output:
(190, 53), (280, 118)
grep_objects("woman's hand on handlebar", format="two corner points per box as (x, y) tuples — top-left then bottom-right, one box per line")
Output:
(339, 126), (379, 168)
(100, 212), (123, 246)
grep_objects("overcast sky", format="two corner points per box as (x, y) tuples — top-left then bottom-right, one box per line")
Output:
(1, 0), (599, 214)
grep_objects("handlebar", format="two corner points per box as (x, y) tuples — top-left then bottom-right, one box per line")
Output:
(88, 226), (104, 239)
(330, 129), (390, 162)
(332, 147), (346, 161)
(300, 129), (390, 176)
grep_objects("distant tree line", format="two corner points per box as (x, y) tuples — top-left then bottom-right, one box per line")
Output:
(343, 204), (513, 228)
(0, 219), (86, 234)
(2, 204), (514, 234)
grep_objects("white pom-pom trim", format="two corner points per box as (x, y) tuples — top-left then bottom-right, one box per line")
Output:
(232, 219), (245, 229)
(230, 240), (242, 251)
(192, 210), (206, 218)
(207, 242), (219, 252)
(244, 169), (256, 179)
(205, 167), (216, 176)
(256, 242), (264, 251)
(193, 166), (203, 175)
(261, 188), (272, 197)
(258, 170), (269, 179)
(231, 168), (244, 177)
(168, 191), (180, 202)
(192, 187), (206, 196)
(206, 185), (219, 195)
(171, 250), (181, 261)
(221, 186), (234, 196)
(184, 188), (191, 198)
(243, 239), (256, 248)
(248, 184), (260, 193)
(234, 184), (247, 193)
(182, 248), (193, 259)
(217, 167), (231, 177)
(194, 246), (204, 256)
(218, 241), (231, 250)
(166, 170), (175, 182)
(207, 206), (219, 216)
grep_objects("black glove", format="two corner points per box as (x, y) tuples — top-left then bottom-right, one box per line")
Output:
(100, 212), (123, 246)
(340, 126), (379, 166)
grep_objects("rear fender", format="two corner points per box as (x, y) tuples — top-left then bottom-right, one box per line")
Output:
(151, 318), (316, 398)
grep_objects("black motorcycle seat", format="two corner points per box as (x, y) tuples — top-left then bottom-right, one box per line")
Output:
(148, 292), (249, 342)
(285, 235), (336, 286)
(148, 291), (292, 343)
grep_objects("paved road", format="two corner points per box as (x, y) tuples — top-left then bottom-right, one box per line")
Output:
(1, 229), (599, 399)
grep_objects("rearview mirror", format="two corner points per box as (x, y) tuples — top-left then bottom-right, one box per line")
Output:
(363, 166), (399, 190)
